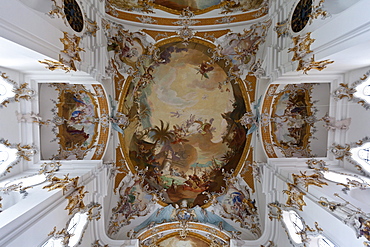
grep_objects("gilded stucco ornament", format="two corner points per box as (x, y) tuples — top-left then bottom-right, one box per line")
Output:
(43, 174), (79, 194)
(261, 241), (276, 247)
(275, 18), (290, 38)
(216, 19), (271, 77)
(92, 240), (109, 247)
(216, 16), (236, 24)
(328, 137), (370, 176)
(87, 202), (102, 221)
(0, 183), (23, 195)
(40, 32), (85, 72)
(49, 0), (99, 37)
(0, 173), (52, 203)
(306, 159), (328, 171)
(318, 194), (370, 243)
(82, 16), (99, 37)
(329, 143), (351, 161)
(289, 33), (315, 61)
(243, 161), (262, 183)
(292, 171), (328, 191)
(282, 171), (328, 211)
(288, 32), (333, 74)
(39, 59), (73, 72)
(0, 139), (37, 177)
(48, 0), (66, 19)
(60, 32), (85, 66)
(12, 83), (36, 102)
(39, 161), (62, 174)
(44, 207), (97, 247)
(174, 8), (198, 43)
(333, 70), (370, 110)
(46, 227), (71, 246)
(11, 142), (36, 162)
(65, 186), (88, 215)
(268, 202), (283, 221)
(332, 83), (357, 101)
(269, 202), (325, 246)
(275, 0), (330, 39)
(0, 72), (36, 107)
(283, 183), (307, 211)
(297, 221), (324, 246)
(137, 15), (157, 24)
(309, 0), (330, 24)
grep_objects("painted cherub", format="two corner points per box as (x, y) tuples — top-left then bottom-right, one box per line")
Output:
(196, 60), (214, 79)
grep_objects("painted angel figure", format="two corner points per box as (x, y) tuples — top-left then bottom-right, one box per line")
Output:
(196, 60), (214, 79)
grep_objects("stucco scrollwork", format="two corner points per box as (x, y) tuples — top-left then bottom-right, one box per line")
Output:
(288, 32), (333, 74)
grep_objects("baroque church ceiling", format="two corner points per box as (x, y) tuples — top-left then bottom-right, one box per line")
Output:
(1, 0), (370, 246)
(101, 2), (270, 240)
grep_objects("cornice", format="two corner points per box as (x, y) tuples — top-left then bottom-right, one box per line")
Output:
(106, 6), (268, 28)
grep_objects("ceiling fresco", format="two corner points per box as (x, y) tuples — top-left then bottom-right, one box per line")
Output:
(119, 41), (250, 207)
(271, 84), (315, 157)
(101, 17), (272, 242)
(39, 84), (109, 160)
(261, 83), (330, 158)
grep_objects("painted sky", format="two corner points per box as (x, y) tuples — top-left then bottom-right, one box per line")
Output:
(149, 47), (233, 144)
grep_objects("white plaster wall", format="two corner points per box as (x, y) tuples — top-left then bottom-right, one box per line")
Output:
(0, 67), (21, 144)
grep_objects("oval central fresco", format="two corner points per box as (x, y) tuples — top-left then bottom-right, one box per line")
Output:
(119, 41), (250, 207)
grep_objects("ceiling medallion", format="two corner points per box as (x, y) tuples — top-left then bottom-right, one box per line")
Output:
(63, 0), (84, 32)
(291, 0), (313, 33)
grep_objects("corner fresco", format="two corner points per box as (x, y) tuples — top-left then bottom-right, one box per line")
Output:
(270, 84), (315, 157)
(108, 174), (154, 235)
(45, 84), (99, 160)
(39, 83), (112, 160)
(119, 41), (250, 207)
(57, 90), (96, 149)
